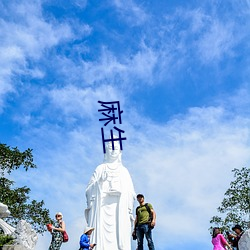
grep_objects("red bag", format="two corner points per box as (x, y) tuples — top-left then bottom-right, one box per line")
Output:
(62, 231), (69, 242)
(46, 224), (52, 232)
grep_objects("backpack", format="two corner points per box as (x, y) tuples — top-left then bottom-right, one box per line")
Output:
(136, 203), (154, 229)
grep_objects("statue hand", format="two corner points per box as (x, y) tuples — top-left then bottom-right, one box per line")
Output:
(101, 171), (108, 181)
(130, 213), (134, 222)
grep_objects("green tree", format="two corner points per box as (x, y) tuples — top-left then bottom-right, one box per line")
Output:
(0, 143), (52, 233)
(210, 167), (250, 232)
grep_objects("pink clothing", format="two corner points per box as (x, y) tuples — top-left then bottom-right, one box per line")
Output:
(212, 234), (227, 250)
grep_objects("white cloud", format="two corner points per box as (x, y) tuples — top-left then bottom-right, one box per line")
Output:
(48, 84), (125, 120)
(2, 2), (250, 250)
(0, 45), (25, 111)
(159, 7), (240, 68)
(0, 1), (74, 111)
(81, 45), (158, 87)
(12, 96), (250, 249)
(81, 48), (127, 85)
(224, 84), (250, 114)
(196, 20), (235, 63)
(127, 43), (158, 84)
(0, 2), (73, 58)
(124, 106), (250, 248)
(188, 8), (210, 33)
(112, 0), (148, 26)
(73, 0), (87, 9)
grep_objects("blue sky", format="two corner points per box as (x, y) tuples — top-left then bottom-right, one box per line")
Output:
(1, 0), (250, 249)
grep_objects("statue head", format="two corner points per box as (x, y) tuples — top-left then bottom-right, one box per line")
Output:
(0, 202), (10, 218)
(104, 139), (122, 163)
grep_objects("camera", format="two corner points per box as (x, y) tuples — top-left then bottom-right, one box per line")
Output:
(132, 231), (137, 240)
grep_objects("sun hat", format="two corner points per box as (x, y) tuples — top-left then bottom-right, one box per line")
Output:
(84, 227), (95, 234)
(55, 212), (63, 218)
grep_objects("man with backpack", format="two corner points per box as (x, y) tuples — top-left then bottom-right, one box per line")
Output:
(132, 194), (156, 250)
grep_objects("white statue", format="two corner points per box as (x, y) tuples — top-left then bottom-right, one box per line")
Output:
(0, 202), (11, 218)
(0, 203), (38, 250)
(0, 202), (15, 235)
(85, 140), (136, 250)
(239, 229), (250, 250)
(13, 220), (38, 250)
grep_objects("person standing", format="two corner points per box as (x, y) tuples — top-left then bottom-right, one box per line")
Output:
(79, 227), (96, 250)
(133, 194), (156, 250)
(211, 227), (232, 250)
(49, 212), (66, 250)
(231, 225), (244, 250)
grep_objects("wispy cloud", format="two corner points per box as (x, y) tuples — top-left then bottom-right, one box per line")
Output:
(73, 0), (87, 9)
(125, 106), (250, 248)
(15, 96), (250, 249)
(161, 7), (238, 65)
(196, 20), (235, 63)
(0, 0), (74, 110)
(112, 0), (148, 26)
(9, 75), (250, 248)
(81, 47), (127, 85)
(48, 84), (123, 119)
(1, 1), (250, 250)
(80, 45), (158, 87)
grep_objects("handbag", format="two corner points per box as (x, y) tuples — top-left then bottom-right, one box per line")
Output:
(46, 224), (52, 232)
(62, 231), (69, 242)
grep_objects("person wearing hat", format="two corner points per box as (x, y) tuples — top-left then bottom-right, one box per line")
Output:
(49, 212), (66, 250)
(79, 227), (96, 250)
(231, 225), (244, 250)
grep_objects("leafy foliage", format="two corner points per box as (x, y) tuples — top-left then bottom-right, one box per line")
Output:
(0, 234), (14, 246)
(0, 143), (52, 233)
(0, 144), (36, 175)
(210, 167), (250, 232)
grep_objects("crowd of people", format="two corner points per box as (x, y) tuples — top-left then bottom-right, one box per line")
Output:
(47, 193), (156, 250)
(212, 224), (245, 250)
(47, 210), (248, 250)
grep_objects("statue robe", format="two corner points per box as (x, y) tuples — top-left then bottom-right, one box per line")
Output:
(85, 163), (135, 250)
(239, 229), (250, 250)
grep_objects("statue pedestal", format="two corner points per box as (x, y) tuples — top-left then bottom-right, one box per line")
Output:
(1, 245), (26, 250)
